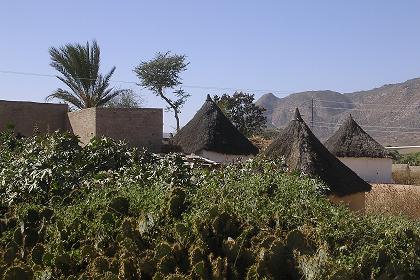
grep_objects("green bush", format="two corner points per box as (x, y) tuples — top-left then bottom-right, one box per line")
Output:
(0, 131), (419, 279)
(395, 152), (420, 166)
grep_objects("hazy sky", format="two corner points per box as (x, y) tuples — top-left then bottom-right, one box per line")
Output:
(1, 1), (420, 132)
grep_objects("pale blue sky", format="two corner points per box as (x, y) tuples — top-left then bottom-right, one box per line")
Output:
(1, 1), (420, 132)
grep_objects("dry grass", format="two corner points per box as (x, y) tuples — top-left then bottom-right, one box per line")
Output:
(250, 135), (273, 151)
(366, 184), (420, 219)
(392, 164), (420, 185)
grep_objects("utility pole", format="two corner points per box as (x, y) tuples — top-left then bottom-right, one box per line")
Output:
(311, 98), (314, 129)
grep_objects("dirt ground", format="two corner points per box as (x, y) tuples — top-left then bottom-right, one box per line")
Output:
(366, 184), (420, 219)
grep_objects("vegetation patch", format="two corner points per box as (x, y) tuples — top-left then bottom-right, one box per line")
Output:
(0, 131), (420, 279)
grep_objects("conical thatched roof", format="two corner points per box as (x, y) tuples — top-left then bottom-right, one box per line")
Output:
(171, 95), (259, 155)
(324, 115), (391, 158)
(263, 108), (371, 196)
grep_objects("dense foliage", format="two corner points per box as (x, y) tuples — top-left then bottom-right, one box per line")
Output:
(0, 132), (419, 279)
(395, 152), (420, 166)
(214, 92), (267, 137)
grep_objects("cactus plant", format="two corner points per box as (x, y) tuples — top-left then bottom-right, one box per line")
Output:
(211, 212), (240, 239)
(118, 258), (138, 279)
(253, 239), (289, 279)
(31, 244), (45, 265)
(286, 229), (312, 255)
(13, 227), (24, 246)
(23, 227), (39, 247)
(100, 212), (115, 226)
(138, 253), (156, 277)
(109, 258), (120, 274)
(108, 197), (129, 216)
(54, 253), (73, 275)
(24, 208), (40, 226)
(92, 256), (110, 274)
(0, 218), (7, 233)
(3, 265), (33, 280)
(167, 188), (187, 218)
(121, 218), (135, 238)
(119, 238), (138, 256)
(172, 243), (188, 273)
(3, 245), (18, 264)
(155, 242), (172, 259)
(40, 208), (54, 221)
(174, 223), (190, 244)
(246, 264), (259, 279)
(42, 252), (54, 267)
(191, 260), (210, 279)
(81, 244), (97, 261)
(210, 256), (228, 279)
(157, 255), (177, 275)
(152, 272), (165, 280)
(189, 246), (206, 265)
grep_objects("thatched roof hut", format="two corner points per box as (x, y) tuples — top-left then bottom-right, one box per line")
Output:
(324, 115), (393, 184)
(263, 108), (371, 197)
(171, 95), (258, 162)
(324, 115), (391, 158)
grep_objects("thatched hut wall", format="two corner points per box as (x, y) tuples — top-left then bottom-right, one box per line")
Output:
(199, 150), (253, 163)
(338, 157), (393, 184)
(328, 192), (366, 213)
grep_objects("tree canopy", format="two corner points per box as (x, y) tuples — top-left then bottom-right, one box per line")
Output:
(214, 92), (267, 137)
(105, 89), (142, 108)
(134, 52), (189, 131)
(47, 40), (125, 109)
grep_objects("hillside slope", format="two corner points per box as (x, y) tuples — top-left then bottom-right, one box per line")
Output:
(256, 78), (420, 146)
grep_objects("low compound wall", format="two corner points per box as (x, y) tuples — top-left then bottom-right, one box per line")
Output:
(0, 100), (163, 153)
(0, 100), (68, 136)
(68, 107), (163, 152)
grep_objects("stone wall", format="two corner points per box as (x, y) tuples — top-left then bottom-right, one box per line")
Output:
(95, 108), (162, 153)
(67, 107), (163, 152)
(0, 100), (68, 136)
(67, 108), (96, 145)
(0, 100), (163, 152)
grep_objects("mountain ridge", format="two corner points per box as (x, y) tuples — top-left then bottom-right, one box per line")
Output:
(256, 77), (420, 146)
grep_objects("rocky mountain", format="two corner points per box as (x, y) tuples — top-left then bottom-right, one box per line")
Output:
(256, 78), (420, 146)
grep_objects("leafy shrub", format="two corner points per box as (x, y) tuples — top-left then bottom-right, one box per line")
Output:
(0, 131), (419, 279)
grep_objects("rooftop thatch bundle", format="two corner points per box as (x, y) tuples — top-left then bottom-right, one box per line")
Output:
(171, 95), (258, 156)
(324, 115), (391, 158)
(263, 108), (371, 196)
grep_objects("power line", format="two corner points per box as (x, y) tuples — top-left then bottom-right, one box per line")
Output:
(313, 121), (420, 131)
(312, 125), (420, 134)
(0, 69), (292, 95)
(315, 105), (420, 112)
(314, 98), (420, 108)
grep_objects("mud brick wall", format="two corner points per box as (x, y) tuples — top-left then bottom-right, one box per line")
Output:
(0, 100), (68, 136)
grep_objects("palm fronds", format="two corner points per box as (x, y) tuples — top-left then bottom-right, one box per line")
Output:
(48, 40), (123, 109)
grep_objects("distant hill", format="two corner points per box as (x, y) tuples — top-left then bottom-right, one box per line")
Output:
(256, 78), (420, 146)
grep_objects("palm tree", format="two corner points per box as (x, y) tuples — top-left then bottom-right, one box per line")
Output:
(47, 40), (125, 109)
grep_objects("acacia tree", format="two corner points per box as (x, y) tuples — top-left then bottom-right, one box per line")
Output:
(47, 40), (126, 109)
(214, 91), (267, 137)
(134, 52), (189, 131)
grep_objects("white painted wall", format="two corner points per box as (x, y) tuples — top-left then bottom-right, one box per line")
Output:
(198, 150), (253, 163)
(338, 157), (393, 184)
